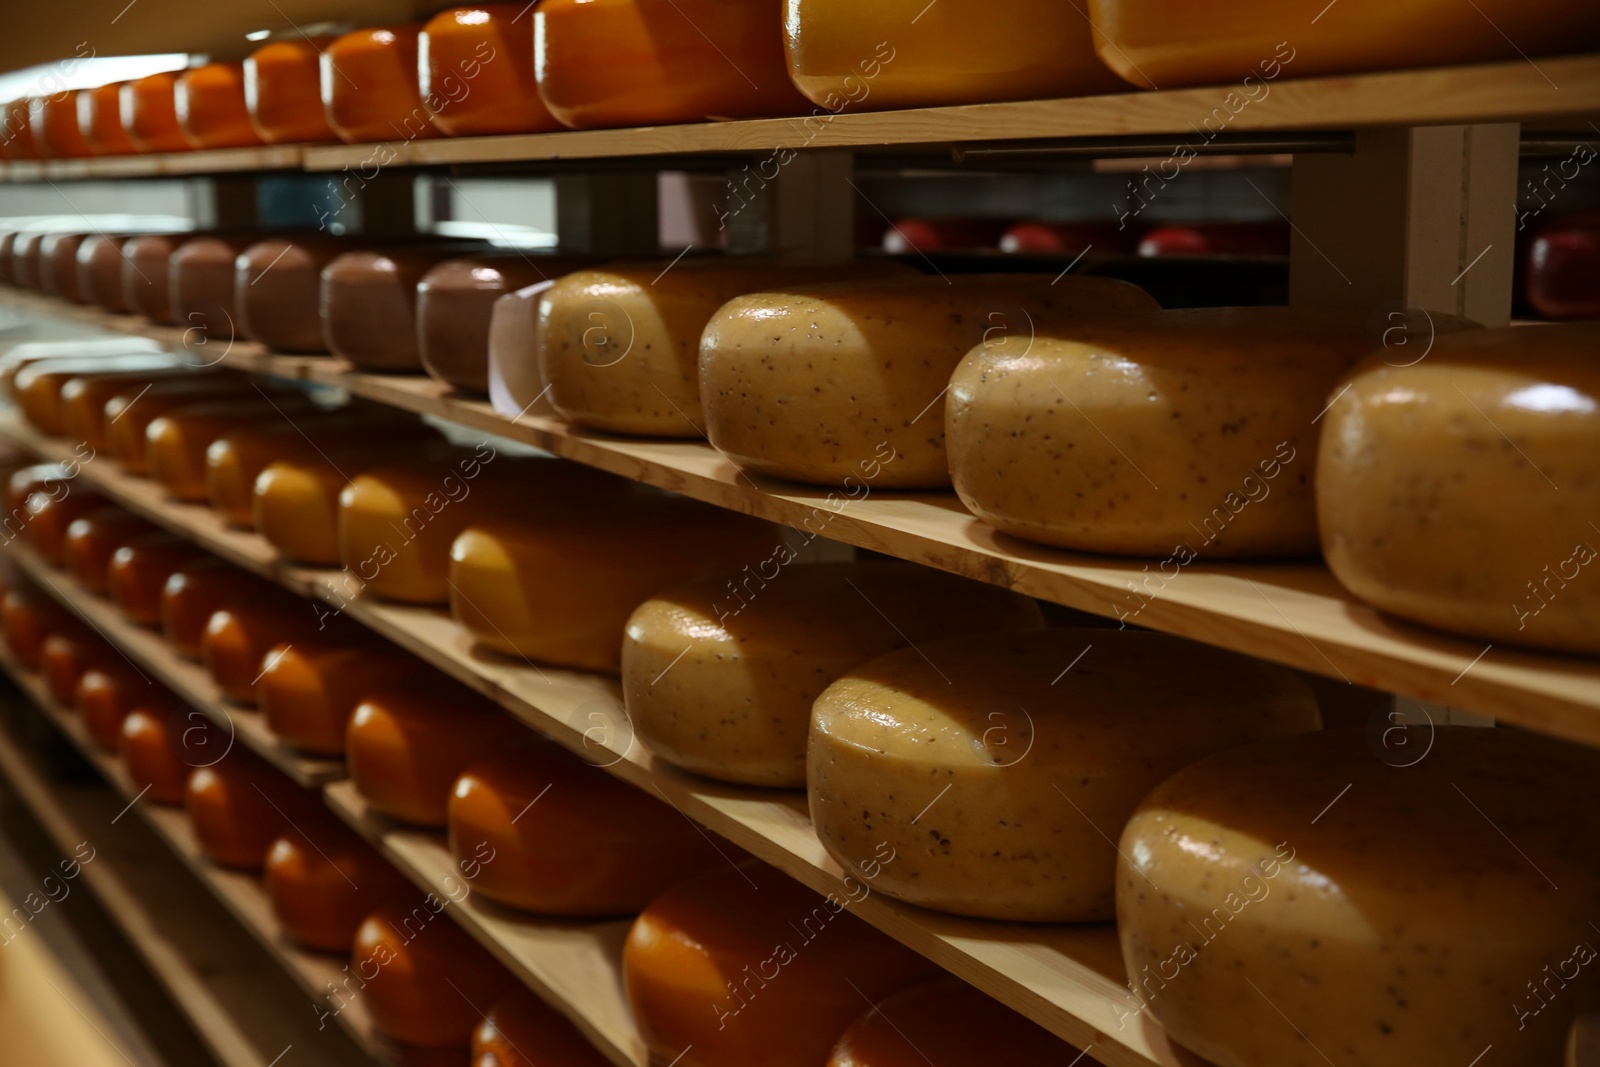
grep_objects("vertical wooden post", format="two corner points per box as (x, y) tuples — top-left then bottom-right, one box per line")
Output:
(555, 171), (660, 256)
(346, 172), (419, 237)
(724, 148), (856, 264)
(190, 176), (257, 230)
(1290, 123), (1519, 325)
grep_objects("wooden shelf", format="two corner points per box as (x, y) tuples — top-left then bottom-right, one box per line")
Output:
(323, 782), (645, 1067)
(0, 146), (305, 184)
(0, 650), (382, 1067)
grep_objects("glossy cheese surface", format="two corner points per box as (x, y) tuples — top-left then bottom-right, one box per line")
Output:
(31, 93), (93, 158)
(538, 259), (912, 437)
(809, 629), (1320, 921)
(450, 495), (784, 671)
(13, 354), (181, 434)
(169, 235), (258, 336)
(473, 987), (611, 1067)
(244, 38), (339, 144)
(421, 5), (563, 136)
(1, 99), (39, 159)
(260, 636), (424, 756)
(26, 489), (111, 565)
(78, 662), (174, 753)
(624, 561), (1045, 786)
(264, 823), (412, 952)
(104, 376), (264, 473)
(162, 558), (279, 660)
(108, 534), (205, 626)
(185, 751), (314, 870)
(701, 274), (1159, 487)
(353, 905), (515, 1048)
(7, 463), (72, 512)
(201, 596), (323, 705)
(322, 26), (438, 143)
(535, 0), (809, 128)
(76, 235), (133, 312)
(827, 977), (1088, 1066)
(80, 83), (137, 156)
(785, 0), (1123, 110)
(121, 707), (221, 806)
(12, 230), (49, 289)
(1527, 222), (1600, 319)
(346, 679), (530, 826)
(145, 397), (318, 501)
(1117, 727), (1600, 1067)
(2, 587), (72, 670)
(175, 63), (264, 149)
(1085, 0), (1600, 89)
(42, 628), (114, 706)
(487, 281), (552, 416)
(321, 248), (467, 368)
(121, 73), (191, 153)
(63, 509), (157, 593)
(448, 742), (723, 915)
(1317, 321), (1600, 654)
(624, 862), (938, 1067)
(58, 367), (200, 453)
(123, 234), (192, 324)
(235, 236), (348, 352)
(39, 232), (89, 299)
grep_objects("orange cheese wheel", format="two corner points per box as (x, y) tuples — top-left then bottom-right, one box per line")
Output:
(534, 0), (809, 129)
(1, 98), (40, 159)
(353, 905), (516, 1048)
(162, 558), (280, 660)
(26, 488), (111, 564)
(265, 824), (414, 952)
(121, 73), (191, 153)
(201, 596), (325, 706)
(30, 92), (94, 158)
(624, 863), (939, 1067)
(448, 742), (724, 916)
(322, 26), (439, 144)
(104, 376), (265, 473)
(145, 397), (320, 502)
(77, 661), (177, 752)
(80, 82), (137, 156)
(41, 627), (116, 706)
(1, 587), (72, 669)
(7, 463), (73, 512)
(347, 679), (530, 826)
(58, 368), (206, 453)
(421, 5), (564, 136)
(169, 235), (259, 337)
(108, 534), (207, 626)
(320, 248), (472, 369)
(39, 232), (89, 300)
(63, 508), (158, 593)
(449, 496), (783, 671)
(76, 234), (134, 312)
(245, 38), (340, 144)
(260, 635), (425, 756)
(472, 987), (611, 1067)
(13, 355), (179, 434)
(122, 706), (227, 805)
(175, 62), (264, 149)
(122, 233), (194, 324)
(827, 977), (1089, 1066)
(235, 236), (349, 352)
(185, 750), (318, 870)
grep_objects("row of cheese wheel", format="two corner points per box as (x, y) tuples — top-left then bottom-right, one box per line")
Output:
(8, 0), (1600, 159)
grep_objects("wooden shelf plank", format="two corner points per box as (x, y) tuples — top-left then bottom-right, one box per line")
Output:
(0, 146), (305, 184)
(323, 782), (646, 1067)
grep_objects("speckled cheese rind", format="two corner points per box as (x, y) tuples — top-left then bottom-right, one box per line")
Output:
(622, 560), (1044, 787)
(1117, 727), (1600, 1067)
(807, 629), (1319, 921)
(700, 273), (1159, 488)
(1317, 321), (1600, 654)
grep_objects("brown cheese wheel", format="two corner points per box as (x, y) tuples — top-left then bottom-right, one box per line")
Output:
(77, 661), (177, 753)
(264, 819), (413, 953)
(234, 236), (349, 353)
(168, 235), (258, 337)
(26, 489), (111, 564)
(39, 232), (89, 301)
(41, 626), (115, 706)
(63, 508), (158, 593)
(103, 376), (271, 474)
(123, 234), (196, 325)
(353, 904), (516, 1048)
(472, 986), (611, 1067)
(321, 248), (471, 370)
(58, 367), (211, 453)
(161, 558), (280, 660)
(77, 235), (134, 313)
(107, 534), (208, 626)
(122, 706), (223, 806)
(2, 587), (73, 669)
(185, 749), (319, 870)
(144, 397), (320, 501)
(200, 595), (325, 706)
(259, 634), (425, 756)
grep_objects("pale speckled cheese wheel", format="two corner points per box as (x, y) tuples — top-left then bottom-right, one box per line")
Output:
(623, 560), (1045, 787)
(945, 307), (1472, 558)
(1317, 321), (1600, 654)
(1117, 727), (1600, 1067)
(449, 495), (785, 672)
(234, 236), (348, 353)
(169, 235), (257, 337)
(538, 260), (913, 438)
(321, 247), (470, 370)
(701, 273), (1158, 486)
(145, 397), (320, 501)
(808, 629), (1320, 921)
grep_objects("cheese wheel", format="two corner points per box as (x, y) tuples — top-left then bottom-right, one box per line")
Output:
(39, 232), (89, 300)
(701, 274), (1159, 487)
(1527, 222), (1600, 320)
(419, 254), (590, 395)
(809, 629), (1320, 921)
(1318, 321), (1600, 654)
(1086, 0), (1600, 90)
(108, 534), (208, 626)
(77, 662), (176, 752)
(162, 558), (280, 660)
(322, 26), (439, 144)
(121, 73), (191, 153)
(206, 412), (440, 527)
(123, 234), (194, 324)
(624, 561), (1045, 786)
(11, 230), (50, 290)
(1, 99), (40, 159)
(26, 488), (111, 565)
(945, 307), (1469, 557)
(624, 862), (939, 1067)
(77, 234), (134, 312)
(321, 248), (473, 369)
(450, 496), (784, 670)
(448, 741), (724, 915)
(260, 635), (425, 756)
(80, 82), (137, 156)
(175, 63), (264, 149)
(121, 706), (224, 806)
(235, 236), (349, 352)
(7, 463), (72, 513)
(59, 367), (206, 453)
(104, 376), (266, 473)
(1137, 222), (1289, 258)
(0, 230), (18, 279)
(1, 587), (72, 669)
(421, 6), (563, 136)
(30, 92), (93, 158)
(487, 282), (554, 417)
(341, 451), (625, 604)
(41, 628), (116, 706)
(145, 397), (321, 502)
(185, 750), (318, 870)
(169, 235), (259, 337)
(202, 596), (327, 706)
(347, 679), (530, 826)
(534, 0), (809, 129)
(13, 354), (182, 434)
(244, 38), (339, 144)
(473, 987), (610, 1067)
(265, 826), (415, 952)
(827, 977), (1088, 1067)
(785, 0), (1123, 110)
(1119, 727), (1600, 1066)
(538, 260), (913, 437)
(353, 905), (515, 1048)
(63, 508), (158, 592)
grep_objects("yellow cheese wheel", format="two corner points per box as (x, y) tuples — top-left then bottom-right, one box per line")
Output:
(827, 977), (1091, 1066)
(1317, 321), (1600, 654)
(624, 862), (939, 1067)
(201, 595), (326, 706)
(447, 741), (724, 915)
(623, 561), (1044, 786)
(107, 534), (207, 626)
(234, 236), (348, 353)
(2, 586), (73, 669)
(185, 750), (320, 871)
(103, 376), (266, 474)
(346, 678), (531, 826)
(264, 821), (413, 953)
(122, 707), (224, 807)
(537, 260), (913, 437)
(1117, 727), (1600, 1067)
(340, 451), (625, 605)
(701, 274), (1158, 487)
(473, 987), (611, 1067)
(809, 629), (1320, 921)
(58, 368), (212, 453)
(353, 905), (516, 1049)
(12, 355), (181, 435)
(161, 558), (277, 660)
(450, 496), (785, 671)
(260, 635), (425, 755)
(63, 508), (158, 593)
(77, 661), (176, 753)
(26, 488), (112, 565)
(321, 248), (470, 370)
(145, 397), (320, 501)
(169, 235), (258, 338)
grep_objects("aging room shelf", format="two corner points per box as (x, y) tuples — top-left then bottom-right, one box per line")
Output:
(0, 648), (381, 1067)
(0, 145), (305, 184)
